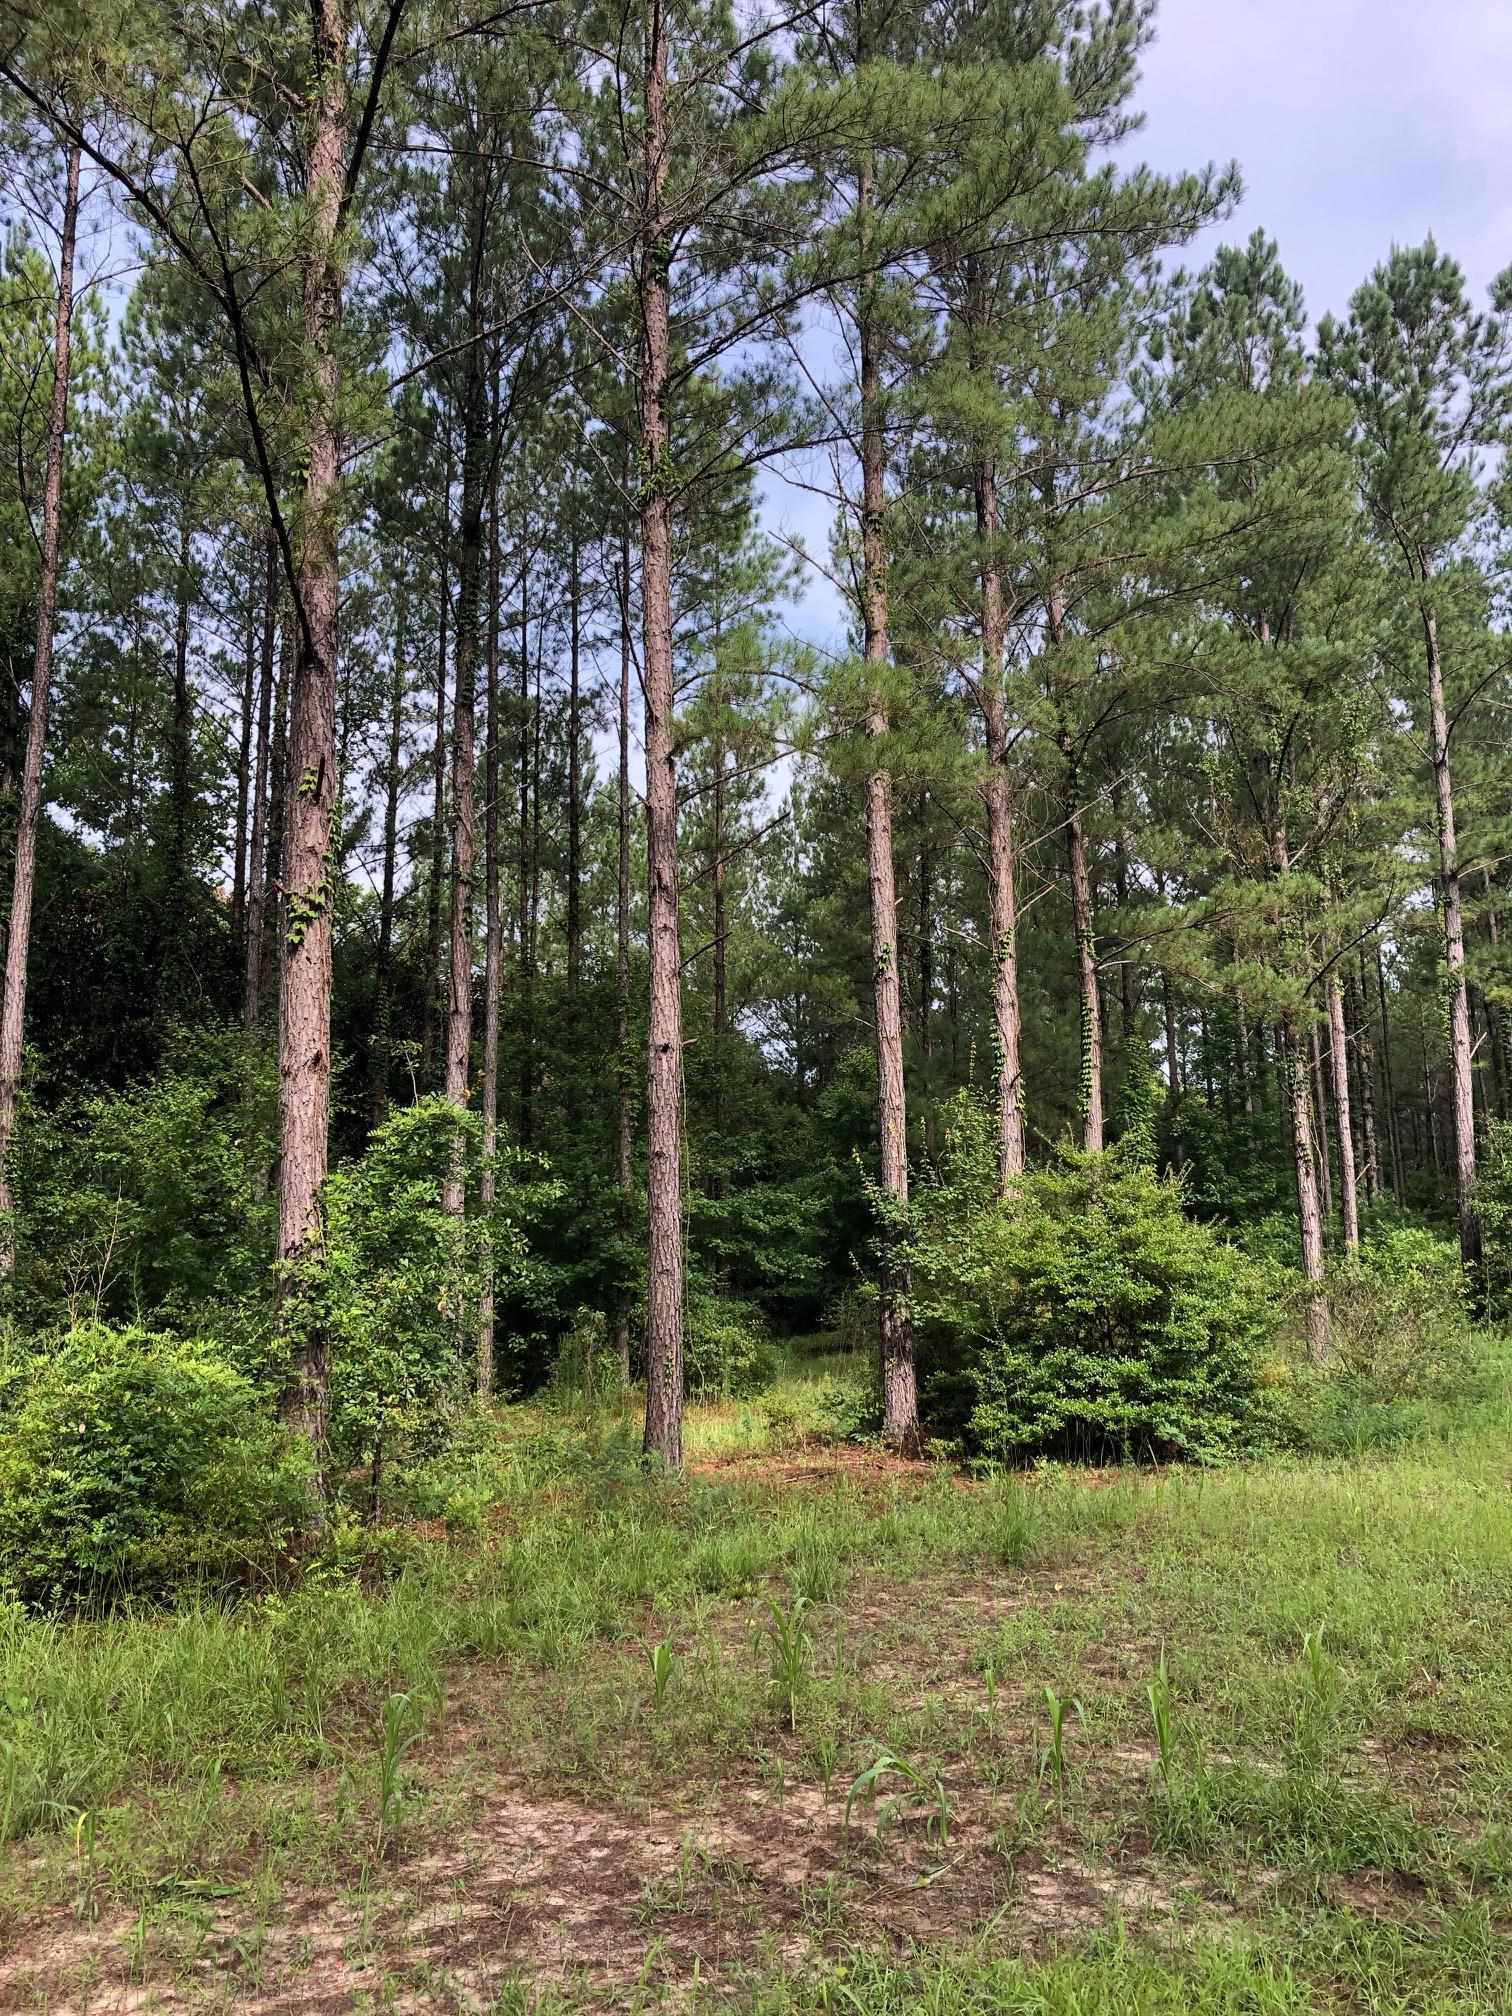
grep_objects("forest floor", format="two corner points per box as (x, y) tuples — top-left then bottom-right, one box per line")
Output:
(2, 1349), (1511, 2013)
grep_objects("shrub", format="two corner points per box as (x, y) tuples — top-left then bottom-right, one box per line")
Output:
(0, 1323), (307, 1609)
(683, 1289), (779, 1399)
(547, 1307), (627, 1405)
(1326, 1224), (1480, 1402)
(911, 1095), (1277, 1465)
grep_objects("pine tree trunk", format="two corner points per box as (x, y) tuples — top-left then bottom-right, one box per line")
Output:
(1285, 1021), (1332, 1360)
(0, 139), (79, 1277)
(1422, 596), (1480, 1275)
(442, 230), (488, 1219)
(1327, 970), (1360, 1253)
(640, 0), (686, 1469)
(613, 534), (634, 1384)
(169, 509), (193, 914)
(566, 533), (582, 999)
(857, 179), (916, 1451)
(1349, 966), (1380, 1206)
(232, 559), (256, 937)
(970, 325), (1025, 1187)
(1309, 1016), (1334, 1224)
(1060, 738), (1104, 1153)
(368, 584), (404, 1125)
(276, 1), (348, 1502)
(479, 447), (503, 1396)
(422, 514), (449, 1088)
(243, 533), (277, 1034)
(1376, 946), (1404, 1203)
(516, 552), (533, 1146)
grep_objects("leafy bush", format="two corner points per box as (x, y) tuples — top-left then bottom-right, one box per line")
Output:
(911, 1094), (1278, 1465)
(305, 1098), (558, 1505)
(683, 1289), (779, 1399)
(0, 1323), (306, 1609)
(547, 1307), (627, 1405)
(1326, 1224), (1480, 1401)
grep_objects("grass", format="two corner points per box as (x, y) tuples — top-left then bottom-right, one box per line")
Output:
(1, 1346), (1511, 2010)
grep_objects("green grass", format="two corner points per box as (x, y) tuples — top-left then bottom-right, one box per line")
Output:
(2, 1354), (1512, 2010)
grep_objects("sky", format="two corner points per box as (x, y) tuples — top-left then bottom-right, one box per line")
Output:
(764, 0), (1512, 647)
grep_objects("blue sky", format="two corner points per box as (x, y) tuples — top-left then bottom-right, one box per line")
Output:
(764, 0), (1512, 648)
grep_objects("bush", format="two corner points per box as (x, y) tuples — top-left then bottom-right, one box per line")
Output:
(911, 1095), (1278, 1465)
(1327, 1224), (1480, 1401)
(683, 1289), (779, 1399)
(0, 1323), (307, 1609)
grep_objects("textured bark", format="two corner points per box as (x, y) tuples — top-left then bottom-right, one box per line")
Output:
(479, 454), (503, 1396)
(1060, 737), (1104, 1153)
(421, 512), (449, 1088)
(169, 510), (193, 917)
(1309, 1017), (1334, 1224)
(1375, 945), (1404, 1202)
(1327, 970), (1360, 1253)
(276, 0), (348, 1498)
(243, 534), (278, 1035)
(1348, 966), (1380, 1206)
(640, 0), (686, 1470)
(368, 585), (404, 1124)
(515, 551), (534, 1145)
(613, 534), (634, 1384)
(441, 228), (489, 1219)
(856, 248), (916, 1448)
(1285, 1022), (1331, 1361)
(976, 460), (1025, 1183)
(1422, 597), (1480, 1276)
(566, 534), (582, 999)
(232, 564), (256, 937)
(0, 139), (79, 1276)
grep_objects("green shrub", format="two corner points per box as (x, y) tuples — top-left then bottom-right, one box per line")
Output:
(0, 1323), (307, 1609)
(1327, 1224), (1480, 1401)
(911, 1095), (1278, 1465)
(683, 1289), (779, 1399)
(547, 1307), (626, 1405)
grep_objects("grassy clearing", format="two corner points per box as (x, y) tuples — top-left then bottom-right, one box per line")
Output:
(2, 1348), (1511, 2011)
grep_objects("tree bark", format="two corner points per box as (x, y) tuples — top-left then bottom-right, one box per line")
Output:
(0, 138), (79, 1276)
(1309, 1016), (1334, 1224)
(276, 0), (349, 1500)
(232, 555), (256, 937)
(168, 508), (193, 914)
(566, 532), (582, 999)
(243, 533), (278, 1035)
(1285, 1021), (1331, 1360)
(1348, 965), (1380, 1207)
(479, 440), (503, 1396)
(1422, 595), (1480, 1276)
(613, 534), (634, 1383)
(856, 187), (916, 1450)
(1327, 970), (1360, 1254)
(422, 502), (449, 1088)
(442, 213), (489, 1219)
(1060, 734), (1104, 1153)
(368, 581), (404, 1124)
(640, 0), (687, 1469)
(967, 284), (1025, 1187)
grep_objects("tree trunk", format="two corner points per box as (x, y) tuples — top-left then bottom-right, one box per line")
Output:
(169, 508), (193, 911)
(640, 0), (686, 1469)
(243, 533), (278, 1034)
(232, 555), (256, 937)
(1327, 970), (1359, 1254)
(613, 533), (634, 1384)
(0, 138), (79, 1276)
(479, 444), (503, 1396)
(1309, 1016), (1334, 1224)
(442, 225), (489, 1219)
(368, 583), (404, 1124)
(1060, 738), (1104, 1153)
(566, 532), (582, 999)
(1349, 965), (1380, 1207)
(276, 0), (348, 1503)
(422, 507), (449, 1088)
(516, 544), (533, 1145)
(856, 218), (916, 1449)
(1422, 596), (1480, 1276)
(1285, 1021), (1331, 1360)
(1375, 945), (1404, 1203)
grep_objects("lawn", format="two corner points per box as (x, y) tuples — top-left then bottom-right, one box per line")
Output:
(2, 1350), (1511, 2012)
